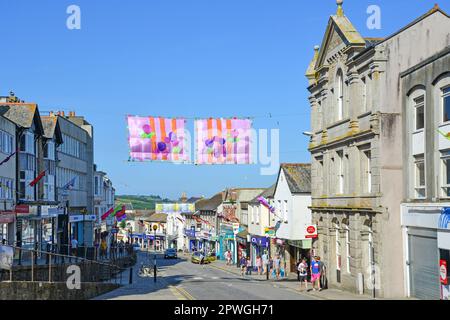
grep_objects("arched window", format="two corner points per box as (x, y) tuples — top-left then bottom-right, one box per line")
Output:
(337, 69), (344, 120)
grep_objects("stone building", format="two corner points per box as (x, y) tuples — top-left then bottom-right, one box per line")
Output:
(305, 1), (450, 298)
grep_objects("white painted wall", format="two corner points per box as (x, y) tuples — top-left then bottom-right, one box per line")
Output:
(274, 169), (312, 240)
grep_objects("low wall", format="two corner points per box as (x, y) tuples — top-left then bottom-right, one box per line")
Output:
(0, 282), (120, 300)
(0, 254), (136, 282)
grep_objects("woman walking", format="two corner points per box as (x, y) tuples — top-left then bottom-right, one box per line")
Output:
(240, 255), (247, 276)
(256, 255), (262, 275)
(246, 256), (252, 275)
(298, 258), (309, 291)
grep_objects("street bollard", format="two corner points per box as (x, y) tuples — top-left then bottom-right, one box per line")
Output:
(129, 267), (133, 284)
(154, 264), (157, 283)
(266, 263), (269, 280)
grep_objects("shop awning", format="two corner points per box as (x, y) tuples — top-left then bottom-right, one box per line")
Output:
(236, 229), (249, 240)
(287, 239), (312, 249)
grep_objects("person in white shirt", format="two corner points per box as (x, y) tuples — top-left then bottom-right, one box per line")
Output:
(71, 238), (78, 257)
(261, 252), (269, 274)
(298, 258), (309, 291)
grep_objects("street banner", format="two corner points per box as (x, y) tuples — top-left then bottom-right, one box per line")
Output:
(194, 118), (253, 165)
(0, 245), (13, 270)
(127, 115), (190, 163)
(155, 203), (195, 214)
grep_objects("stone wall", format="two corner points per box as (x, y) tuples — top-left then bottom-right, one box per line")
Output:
(0, 282), (119, 300)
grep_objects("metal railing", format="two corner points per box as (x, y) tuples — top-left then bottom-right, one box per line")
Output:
(0, 245), (134, 285)
(11, 242), (133, 266)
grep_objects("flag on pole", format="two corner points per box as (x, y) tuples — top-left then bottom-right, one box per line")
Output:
(115, 206), (126, 218)
(112, 205), (125, 218)
(117, 214), (127, 222)
(101, 207), (114, 221)
(29, 170), (46, 187)
(63, 176), (77, 190)
(0, 148), (18, 167)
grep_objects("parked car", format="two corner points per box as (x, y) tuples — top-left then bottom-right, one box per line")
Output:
(164, 248), (178, 259)
(191, 252), (212, 264)
(132, 243), (141, 252)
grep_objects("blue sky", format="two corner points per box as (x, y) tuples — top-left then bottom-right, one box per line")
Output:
(1, 0), (448, 199)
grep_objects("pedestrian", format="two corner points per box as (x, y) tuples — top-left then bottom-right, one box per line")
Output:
(246, 256), (252, 275)
(274, 255), (281, 280)
(70, 237), (78, 258)
(225, 250), (230, 265)
(317, 256), (328, 290)
(298, 258), (308, 291)
(310, 256), (322, 291)
(256, 255), (262, 275)
(269, 257), (274, 277)
(200, 251), (205, 266)
(100, 238), (107, 260)
(261, 251), (268, 274)
(240, 255), (246, 276)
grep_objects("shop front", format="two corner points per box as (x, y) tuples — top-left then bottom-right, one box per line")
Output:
(15, 205), (39, 250)
(401, 203), (448, 300)
(184, 228), (196, 252)
(286, 239), (312, 273)
(0, 211), (15, 245)
(69, 214), (96, 246)
(249, 235), (270, 267)
(236, 229), (249, 262)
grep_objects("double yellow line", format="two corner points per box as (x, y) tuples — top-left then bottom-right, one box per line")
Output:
(159, 274), (196, 300)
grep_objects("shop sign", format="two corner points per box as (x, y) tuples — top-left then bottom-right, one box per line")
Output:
(251, 236), (269, 248)
(441, 260), (448, 285)
(439, 208), (450, 230)
(305, 225), (318, 239)
(41, 206), (64, 217)
(15, 205), (29, 214)
(232, 223), (240, 235)
(0, 212), (15, 224)
(69, 214), (97, 223)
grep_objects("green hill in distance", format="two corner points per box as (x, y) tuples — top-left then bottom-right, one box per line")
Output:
(115, 195), (173, 210)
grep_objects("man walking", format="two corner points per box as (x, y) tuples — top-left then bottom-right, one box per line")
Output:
(298, 258), (309, 291)
(70, 237), (78, 259)
(318, 256), (327, 290)
(310, 256), (322, 291)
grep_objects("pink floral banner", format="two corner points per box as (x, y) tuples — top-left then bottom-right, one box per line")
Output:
(195, 118), (253, 165)
(127, 115), (190, 163)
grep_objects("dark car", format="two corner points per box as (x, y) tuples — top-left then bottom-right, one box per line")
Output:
(164, 248), (178, 259)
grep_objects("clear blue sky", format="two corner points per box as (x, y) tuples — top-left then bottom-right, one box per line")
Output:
(1, 0), (448, 199)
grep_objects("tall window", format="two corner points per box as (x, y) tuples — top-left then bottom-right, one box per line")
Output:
(337, 151), (344, 194)
(441, 150), (450, 197)
(345, 225), (351, 273)
(443, 87), (450, 123)
(315, 156), (324, 195)
(414, 155), (425, 198)
(362, 77), (367, 113)
(335, 225), (341, 273)
(361, 149), (372, 193)
(337, 70), (344, 120)
(414, 95), (425, 130)
(284, 200), (288, 222)
(0, 130), (13, 154)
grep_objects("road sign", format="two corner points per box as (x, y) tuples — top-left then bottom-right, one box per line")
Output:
(441, 260), (448, 285)
(305, 225), (318, 239)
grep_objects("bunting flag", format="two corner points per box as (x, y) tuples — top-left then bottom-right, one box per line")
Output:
(117, 214), (127, 222)
(127, 115), (190, 163)
(111, 205), (125, 218)
(29, 170), (46, 187)
(115, 206), (126, 218)
(438, 129), (450, 141)
(0, 148), (18, 167)
(194, 118), (253, 165)
(101, 207), (114, 221)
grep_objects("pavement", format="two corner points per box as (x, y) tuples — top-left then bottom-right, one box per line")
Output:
(94, 251), (373, 300)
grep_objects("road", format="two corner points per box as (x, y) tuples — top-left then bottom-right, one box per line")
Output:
(95, 251), (318, 300)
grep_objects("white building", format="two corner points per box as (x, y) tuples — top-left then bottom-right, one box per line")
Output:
(94, 166), (115, 238)
(273, 164), (312, 274)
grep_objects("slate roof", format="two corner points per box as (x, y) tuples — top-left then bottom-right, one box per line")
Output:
(195, 193), (222, 211)
(41, 116), (63, 144)
(0, 103), (43, 134)
(249, 184), (276, 204)
(145, 213), (168, 223)
(279, 163), (311, 194)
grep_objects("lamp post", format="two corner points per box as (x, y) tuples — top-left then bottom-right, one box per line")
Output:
(153, 224), (158, 283)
